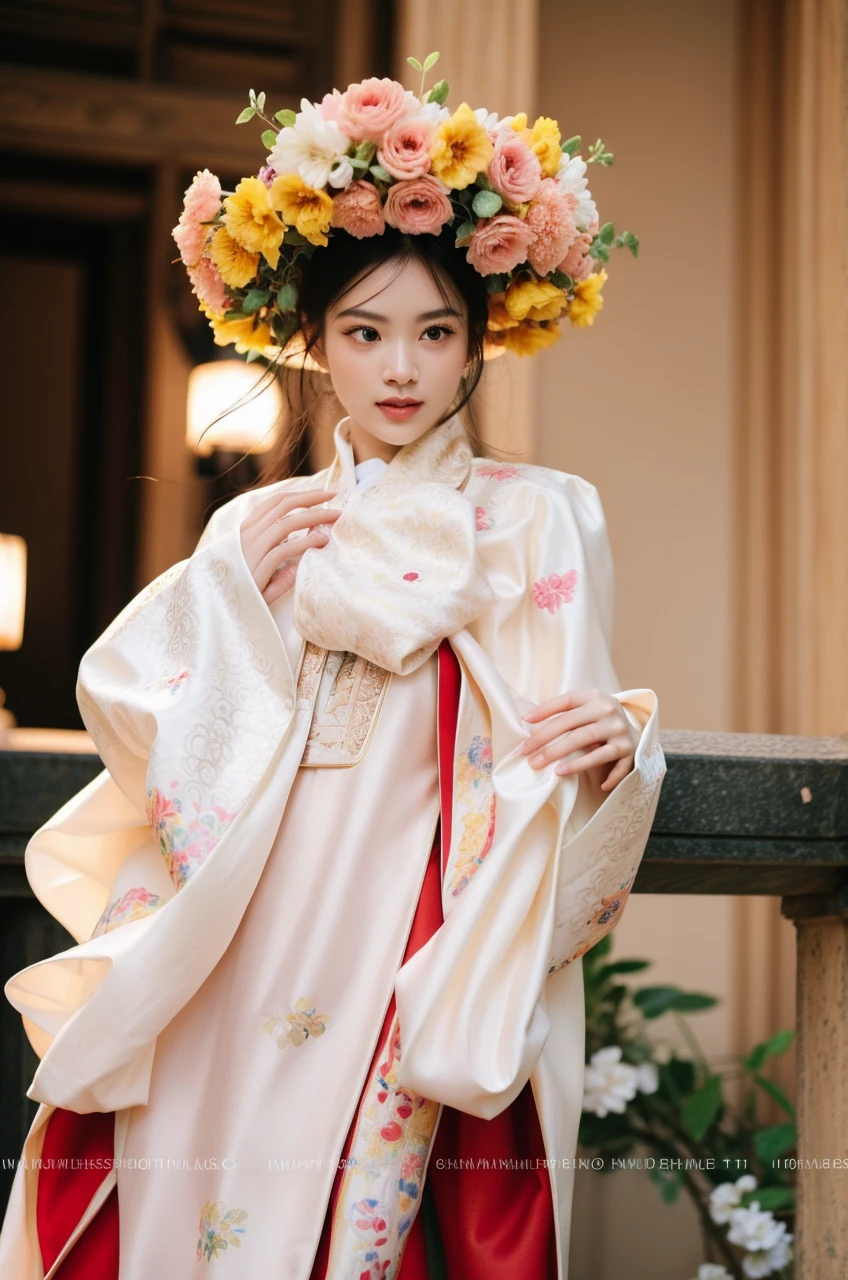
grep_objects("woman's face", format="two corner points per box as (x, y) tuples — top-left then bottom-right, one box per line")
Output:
(314, 255), (470, 464)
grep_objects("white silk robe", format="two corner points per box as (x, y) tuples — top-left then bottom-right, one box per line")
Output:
(0, 414), (667, 1279)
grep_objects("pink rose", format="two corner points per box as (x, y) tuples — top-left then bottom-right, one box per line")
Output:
(172, 168), (222, 267)
(384, 176), (453, 235)
(331, 180), (386, 238)
(465, 214), (535, 276)
(559, 228), (593, 281)
(487, 134), (542, 206)
(336, 77), (414, 143)
(317, 89), (344, 123)
(377, 116), (435, 181)
(525, 179), (579, 276)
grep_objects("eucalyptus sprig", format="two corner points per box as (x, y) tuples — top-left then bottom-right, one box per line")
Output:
(235, 88), (295, 148)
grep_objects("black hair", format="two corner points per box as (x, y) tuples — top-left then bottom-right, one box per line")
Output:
(252, 223), (491, 484)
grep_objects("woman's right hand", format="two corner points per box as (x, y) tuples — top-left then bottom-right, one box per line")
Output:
(239, 488), (342, 606)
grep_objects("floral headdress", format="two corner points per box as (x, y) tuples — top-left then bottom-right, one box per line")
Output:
(172, 52), (639, 365)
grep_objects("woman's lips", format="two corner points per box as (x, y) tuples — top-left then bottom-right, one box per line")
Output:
(377, 401), (423, 421)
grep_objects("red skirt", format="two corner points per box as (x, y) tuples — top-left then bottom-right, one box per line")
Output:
(36, 642), (557, 1279)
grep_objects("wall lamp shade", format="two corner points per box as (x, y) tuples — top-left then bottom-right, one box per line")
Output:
(0, 534), (26, 650)
(186, 360), (284, 457)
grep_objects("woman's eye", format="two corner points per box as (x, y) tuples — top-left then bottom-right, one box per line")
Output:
(344, 326), (380, 343)
(422, 326), (454, 342)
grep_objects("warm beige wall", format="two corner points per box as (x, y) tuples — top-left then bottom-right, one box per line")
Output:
(537, 0), (740, 733)
(536, 1), (745, 1276)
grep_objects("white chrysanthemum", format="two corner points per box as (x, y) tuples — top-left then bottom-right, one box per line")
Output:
(267, 98), (351, 189)
(741, 1234), (793, 1278)
(727, 1203), (788, 1252)
(582, 1045), (640, 1117)
(735, 1174), (758, 1195)
(411, 100), (450, 126)
(555, 153), (598, 231)
(693, 1266), (733, 1280)
(634, 1061), (659, 1094)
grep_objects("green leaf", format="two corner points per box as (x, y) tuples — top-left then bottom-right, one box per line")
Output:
(454, 220), (476, 242)
(658, 1055), (696, 1100)
(354, 141), (377, 163)
(745, 1186), (795, 1212)
(597, 959), (652, 978)
(589, 240), (610, 263)
(472, 189), (502, 218)
(599, 221), (615, 244)
(236, 107), (256, 125)
(560, 135), (581, 157)
(423, 51), (440, 71)
(669, 992), (719, 1013)
(549, 269), (573, 290)
(349, 157), (369, 171)
(284, 228), (309, 245)
(427, 79), (450, 105)
(276, 281), (298, 312)
(743, 1029), (795, 1073)
(407, 56), (423, 71)
(681, 1074), (723, 1141)
(261, 129), (277, 149)
(754, 1122), (796, 1163)
(615, 230), (640, 259)
(588, 934), (613, 960)
(275, 109), (296, 127)
(484, 273), (508, 295)
(632, 986), (682, 1019)
(648, 1165), (684, 1205)
(369, 164), (393, 184)
(753, 1074), (796, 1118)
(474, 172), (493, 192)
(242, 288), (271, 314)
(256, 91), (266, 112)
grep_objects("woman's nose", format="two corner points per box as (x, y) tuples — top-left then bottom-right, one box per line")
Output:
(383, 342), (418, 385)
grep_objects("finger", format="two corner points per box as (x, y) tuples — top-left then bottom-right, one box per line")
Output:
(247, 487), (338, 537)
(265, 507), (342, 550)
(600, 757), (634, 791)
(521, 688), (600, 724)
(520, 706), (603, 756)
(257, 528), (329, 592)
(527, 722), (609, 769)
(554, 742), (623, 777)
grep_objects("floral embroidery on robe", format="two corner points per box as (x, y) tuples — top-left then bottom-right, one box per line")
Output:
(196, 1200), (248, 1261)
(263, 998), (330, 1048)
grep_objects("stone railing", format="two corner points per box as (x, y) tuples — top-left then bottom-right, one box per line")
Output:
(1, 727), (847, 1275)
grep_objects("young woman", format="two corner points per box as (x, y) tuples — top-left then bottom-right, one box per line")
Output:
(0, 74), (666, 1280)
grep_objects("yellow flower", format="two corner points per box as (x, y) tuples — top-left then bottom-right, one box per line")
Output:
(509, 112), (528, 133)
(223, 177), (285, 269)
(205, 309), (274, 354)
(504, 278), (566, 323)
(568, 269), (608, 327)
(430, 102), (495, 190)
(486, 297), (520, 331)
(270, 174), (334, 247)
(527, 116), (562, 178)
(208, 227), (259, 288)
(502, 321), (562, 356)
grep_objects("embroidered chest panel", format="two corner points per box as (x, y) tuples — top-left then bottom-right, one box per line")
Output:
(298, 644), (392, 767)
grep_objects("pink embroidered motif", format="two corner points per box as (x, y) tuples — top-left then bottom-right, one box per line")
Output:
(533, 569), (578, 613)
(475, 506), (493, 531)
(402, 572), (419, 581)
(146, 781), (239, 890)
(476, 464), (520, 482)
(166, 669), (189, 696)
(91, 886), (162, 938)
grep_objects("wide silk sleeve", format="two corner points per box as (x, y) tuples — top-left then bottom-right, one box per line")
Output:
(471, 469), (667, 974)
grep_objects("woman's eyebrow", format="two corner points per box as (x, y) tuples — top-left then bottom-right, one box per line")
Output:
(335, 306), (462, 322)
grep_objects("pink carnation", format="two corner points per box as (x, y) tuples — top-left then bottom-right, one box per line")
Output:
(187, 256), (228, 313)
(525, 179), (579, 276)
(336, 77), (414, 143)
(384, 176), (453, 235)
(487, 134), (542, 206)
(465, 214), (535, 276)
(317, 89), (344, 123)
(377, 116), (435, 181)
(559, 228), (594, 281)
(331, 180), (386, 239)
(172, 169), (222, 267)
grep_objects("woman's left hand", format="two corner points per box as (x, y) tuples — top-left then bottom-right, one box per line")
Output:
(519, 688), (640, 793)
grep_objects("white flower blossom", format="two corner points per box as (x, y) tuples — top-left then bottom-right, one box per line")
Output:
(327, 156), (354, 190)
(634, 1061), (659, 1095)
(267, 99), (351, 189)
(583, 1045), (637, 1116)
(474, 107), (501, 133)
(410, 100), (450, 126)
(555, 152), (598, 231)
(727, 1203), (788, 1252)
(741, 1234), (793, 1277)
(693, 1266), (733, 1280)
(709, 1174), (758, 1225)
